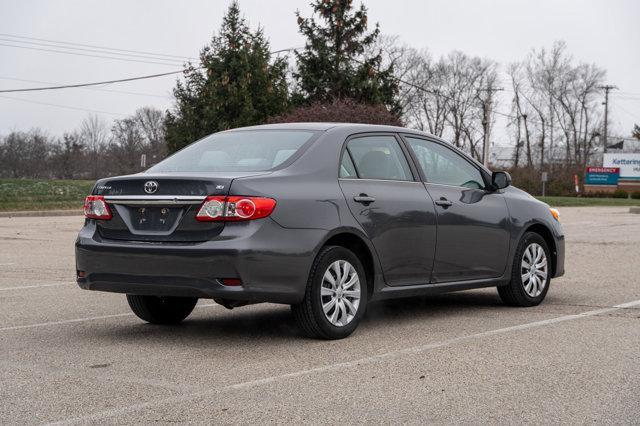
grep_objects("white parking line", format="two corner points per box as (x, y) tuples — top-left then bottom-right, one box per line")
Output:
(0, 282), (71, 291)
(48, 298), (640, 425)
(0, 302), (219, 332)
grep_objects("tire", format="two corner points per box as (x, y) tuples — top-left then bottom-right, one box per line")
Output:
(126, 295), (198, 325)
(498, 232), (551, 307)
(291, 246), (368, 339)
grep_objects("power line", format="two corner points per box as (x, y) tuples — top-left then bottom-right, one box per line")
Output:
(611, 101), (640, 122)
(0, 37), (186, 64)
(613, 94), (640, 101)
(0, 69), (193, 93)
(0, 77), (171, 98)
(0, 43), (183, 67)
(0, 47), (300, 94)
(0, 95), (126, 116)
(0, 33), (196, 61)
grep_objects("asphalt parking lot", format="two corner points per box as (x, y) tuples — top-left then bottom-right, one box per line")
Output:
(0, 207), (639, 424)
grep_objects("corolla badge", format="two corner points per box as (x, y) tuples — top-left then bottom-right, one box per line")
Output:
(144, 181), (159, 194)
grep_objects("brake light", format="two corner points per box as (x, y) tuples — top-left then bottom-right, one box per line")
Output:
(83, 195), (112, 220)
(196, 196), (276, 222)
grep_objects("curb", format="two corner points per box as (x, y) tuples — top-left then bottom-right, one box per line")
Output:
(630, 207), (640, 214)
(0, 210), (83, 218)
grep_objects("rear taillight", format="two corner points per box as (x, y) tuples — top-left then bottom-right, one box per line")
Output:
(83, 195), (112, 220)
(196, 196), (276, 222)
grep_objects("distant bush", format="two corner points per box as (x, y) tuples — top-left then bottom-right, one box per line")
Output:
(612, 189), (628, 199)
(507, 166), (579, 197)
(585, 191), (612, 198)
(631, 191), (640, 200)
(268, 98), (402, 127)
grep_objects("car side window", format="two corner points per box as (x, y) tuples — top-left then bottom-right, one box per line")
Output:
(345, 135), (412, 181)
(405, 137), (485, 189)
(339, 151), (358, 178)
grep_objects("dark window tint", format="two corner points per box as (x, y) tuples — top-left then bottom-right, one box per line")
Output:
(346, 136), (412, 181)
(405, 137), (485, 189)
(148, 130), (316, 173)
(340, 151), (358, 178)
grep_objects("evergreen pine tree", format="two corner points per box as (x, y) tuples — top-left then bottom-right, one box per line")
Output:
(165, 2), (289, 153)
(293, 0), (399, 112)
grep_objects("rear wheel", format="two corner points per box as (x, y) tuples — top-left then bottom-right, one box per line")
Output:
(291, 246), (368, 339)
(126, 295), (198, 324)
(498, 232), (551, 307)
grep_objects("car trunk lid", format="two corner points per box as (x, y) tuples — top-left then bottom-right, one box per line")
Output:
(92, 173), (265, 242)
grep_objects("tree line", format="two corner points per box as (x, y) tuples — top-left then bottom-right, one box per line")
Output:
(1, 0), (638, 193)
(0, 107), (165, 179)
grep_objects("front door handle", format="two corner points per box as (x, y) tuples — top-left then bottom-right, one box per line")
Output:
(354, 194), (376, 204)
(434, 197), (453, 207)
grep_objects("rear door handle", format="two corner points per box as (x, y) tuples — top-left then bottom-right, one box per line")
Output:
(354, 194), (376, 204)
(434, 198), (453, 207)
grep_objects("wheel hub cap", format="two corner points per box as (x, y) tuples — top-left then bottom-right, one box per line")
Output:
(321, 260), (361, 327)
(521, 242), (548, 297)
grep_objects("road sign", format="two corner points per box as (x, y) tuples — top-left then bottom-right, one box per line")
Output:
(603, 153), (640, 180)
(585, 167), (619, 185)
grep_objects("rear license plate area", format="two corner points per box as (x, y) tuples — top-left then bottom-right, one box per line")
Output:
(129, 206), (183, 232)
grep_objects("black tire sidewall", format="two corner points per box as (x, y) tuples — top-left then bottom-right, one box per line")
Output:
(309, 246), (368, 339)
(127, 295), (197, 324)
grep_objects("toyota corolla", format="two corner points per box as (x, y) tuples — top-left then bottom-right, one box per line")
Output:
(76, 123), (564, 339)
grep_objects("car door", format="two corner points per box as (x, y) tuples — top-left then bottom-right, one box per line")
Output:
(402, 135), (510, 283)
(338, 133), (437, 286)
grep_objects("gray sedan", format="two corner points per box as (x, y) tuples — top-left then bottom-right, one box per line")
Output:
(76, 123), (565, 339)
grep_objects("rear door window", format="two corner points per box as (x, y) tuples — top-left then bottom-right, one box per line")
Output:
(340, 152), (358, 178)
(343, 135), (412, 181)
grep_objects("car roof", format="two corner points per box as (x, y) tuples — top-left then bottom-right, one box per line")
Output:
(229, 122), (433, 136)
(224, 122), (489, 173)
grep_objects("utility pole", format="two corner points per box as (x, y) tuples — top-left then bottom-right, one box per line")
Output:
(599, 84), (617, 153)
(479, 87), (503, 168)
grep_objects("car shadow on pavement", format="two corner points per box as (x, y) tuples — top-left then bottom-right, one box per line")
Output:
(83, 289), (506, 343)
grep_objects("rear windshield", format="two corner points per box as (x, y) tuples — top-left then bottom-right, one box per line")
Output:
(148, 130), (316, 173)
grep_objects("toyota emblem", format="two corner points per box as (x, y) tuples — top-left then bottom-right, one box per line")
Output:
(144, 181), (159, 194)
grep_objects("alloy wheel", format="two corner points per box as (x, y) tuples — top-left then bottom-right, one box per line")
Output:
(521, 243), (548, 297)
(321, 260), (361, 327)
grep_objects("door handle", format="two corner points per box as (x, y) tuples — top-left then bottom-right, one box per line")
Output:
(354, 194), (376, 204)
(434, 197), (453, 207)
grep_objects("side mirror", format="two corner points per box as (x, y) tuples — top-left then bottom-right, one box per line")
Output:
(491, 171), (511, 190)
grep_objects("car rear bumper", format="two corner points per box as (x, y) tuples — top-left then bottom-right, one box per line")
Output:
(75, 219), (325, 304)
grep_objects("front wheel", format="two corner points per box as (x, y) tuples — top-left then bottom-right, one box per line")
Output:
(498, 232), (551, 307)
(291, 246), (368, 339)
(126, 295), (198, 324)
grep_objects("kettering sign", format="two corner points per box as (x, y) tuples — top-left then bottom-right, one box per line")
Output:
(603, 153), (640, 180)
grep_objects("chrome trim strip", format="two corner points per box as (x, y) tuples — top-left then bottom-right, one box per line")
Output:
(424, 182), (488, 191)
(338, 178), (421, 184)
(103, 195), (206, 205)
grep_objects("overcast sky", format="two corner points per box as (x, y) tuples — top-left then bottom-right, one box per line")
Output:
(1, 0), (639, 144)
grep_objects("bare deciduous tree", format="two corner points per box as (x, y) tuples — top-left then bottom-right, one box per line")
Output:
(80, 114), (110, 179)
(393, 48), (498, 161)
(507, 41), (605, 170)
